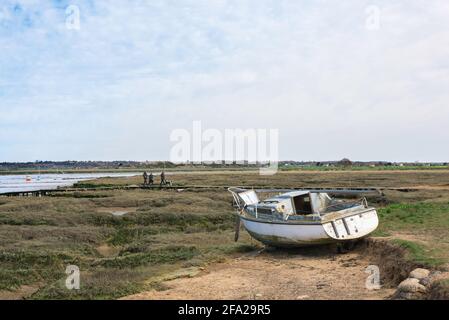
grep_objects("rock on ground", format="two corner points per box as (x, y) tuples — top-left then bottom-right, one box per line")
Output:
(409, 268), (430, 280)
(394, 278), (427, 300)
(398, 278), (427, 293)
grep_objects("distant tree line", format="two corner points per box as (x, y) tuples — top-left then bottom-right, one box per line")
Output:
(0, 159), (447, 171)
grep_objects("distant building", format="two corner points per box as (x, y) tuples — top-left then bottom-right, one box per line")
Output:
(338, 158), (353, 166)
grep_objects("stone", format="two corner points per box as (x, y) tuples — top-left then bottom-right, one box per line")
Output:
(393, 278), (428, 300)
(397, 278), (427, 293)
(409, 268), (430, 280)
(419, 277), (431, 287)
(396, 291), (425, 300)
(431, 270), (442, 277)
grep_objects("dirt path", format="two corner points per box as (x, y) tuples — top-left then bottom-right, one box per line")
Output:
(123, 247), (395, 300)
(0, 284), (40, 300)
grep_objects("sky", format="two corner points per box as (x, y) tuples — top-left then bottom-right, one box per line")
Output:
(1, 0), (449, 162)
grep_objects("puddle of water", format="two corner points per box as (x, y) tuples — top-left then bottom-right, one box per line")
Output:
(97, 207), (137, 217)
(111, 211), (129, 217)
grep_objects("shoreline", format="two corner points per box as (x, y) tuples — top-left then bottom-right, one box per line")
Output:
(1, 167), (449, 176)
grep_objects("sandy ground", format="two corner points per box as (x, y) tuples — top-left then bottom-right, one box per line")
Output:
(0, 284), (40, 300)
(123, 247), (395, 300)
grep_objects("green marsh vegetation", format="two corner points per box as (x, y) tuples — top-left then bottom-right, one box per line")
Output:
(1, 169), (449, 298)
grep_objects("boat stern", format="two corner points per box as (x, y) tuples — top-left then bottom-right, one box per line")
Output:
(322, 208), (379, 241)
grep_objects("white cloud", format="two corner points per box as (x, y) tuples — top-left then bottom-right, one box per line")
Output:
(1, 0), (449, 161)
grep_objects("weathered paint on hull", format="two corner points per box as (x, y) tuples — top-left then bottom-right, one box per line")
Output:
(246, 230), (335, 247)
(240, 208), (379, 247)
(241, 218), (332, 247)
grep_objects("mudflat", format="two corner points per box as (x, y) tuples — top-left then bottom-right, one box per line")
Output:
(1, 169), (448, 299)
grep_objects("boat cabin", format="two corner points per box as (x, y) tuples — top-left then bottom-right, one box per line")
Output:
(233, 190), (361, 220)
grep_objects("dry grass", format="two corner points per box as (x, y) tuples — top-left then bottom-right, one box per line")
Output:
(1, 169), (449, 299)
(0, 186), (254, 299)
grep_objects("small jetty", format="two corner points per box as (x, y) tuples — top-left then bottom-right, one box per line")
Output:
(0, 185), (385, 197)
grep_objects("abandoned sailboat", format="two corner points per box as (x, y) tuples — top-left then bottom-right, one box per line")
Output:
(228, 188), (379, 247)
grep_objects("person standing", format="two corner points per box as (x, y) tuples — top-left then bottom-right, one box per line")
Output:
(148, 172), (154, 185)
(143, 171), (148, 185)
(160, 170), (166, 186)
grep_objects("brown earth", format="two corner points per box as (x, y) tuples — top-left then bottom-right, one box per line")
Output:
(122, 246), (395, 300)
(0, 284), (40, 300)
(93, 169), (449, 189)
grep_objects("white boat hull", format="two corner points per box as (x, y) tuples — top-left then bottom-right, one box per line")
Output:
(240, 208), (379, 247)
